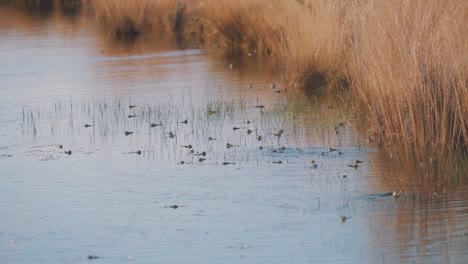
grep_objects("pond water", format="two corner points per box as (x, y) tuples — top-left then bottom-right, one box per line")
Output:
(0, 3), (467, 264)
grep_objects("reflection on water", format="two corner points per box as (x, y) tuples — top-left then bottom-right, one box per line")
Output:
(0, 4), (467, 264)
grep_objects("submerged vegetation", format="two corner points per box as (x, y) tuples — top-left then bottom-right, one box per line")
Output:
(3, 0), (467, 173)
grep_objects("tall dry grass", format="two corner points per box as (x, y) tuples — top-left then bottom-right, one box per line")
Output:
(92, 0), (186, 37)
(347, 0), (467, 161)
(28, 0), (468, 163)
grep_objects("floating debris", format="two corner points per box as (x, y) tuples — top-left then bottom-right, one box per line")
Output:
(222, 162), (235, 165)
(246, 120), (251, 124)
(329, 148), (338, 152)
(233, 127), (240, 131)
(258, 146), (264, 150)
(255, 105), (264, 109)
(337, 122), (345, 127)
(226, 143), (234, 149)
(248, 84), (254, 89)
(338, 151), (344, 155)
(311, 164), (318, 169)
(208, 137), (216, 141)
(64, 150), (72, 155)
(272, 161), (283, 164)
(129, 105), (137, 109)
(392, 191), (401, 198)
(136, 150), (142, 155)
(128, 114), (136, 118)
(274, 129), (284, 137)
(181, 145), (192, 149)
(150, 123), (162, 127)
(125, 131), (134, 136)
(169, 204), (179, 209)
(87, 255), (99, 260)
(274, 90), (281, 94)
(342, 174), (347, 178)
(247, 129), (252, 134)
(84, 124), (92, 128)
(340, 216), (348, 223)
(208, 110), (219, 115)
(179, 120), (188, 124)
(168, 132), (175, 138)
(271, 83), (277, 89)
(256, 135), (263, 141)
(354, 159), (364, 164)
(195, 151), (206, 157)
(179, 161), (185, 165)
(58, 144), (63, 149)
(198, 158), (206, 162)
(348, 163), (358, 169)
(189, 149), (195, 154)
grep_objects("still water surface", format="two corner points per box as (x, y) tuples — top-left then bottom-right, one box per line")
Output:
(0, 4), (467, 264)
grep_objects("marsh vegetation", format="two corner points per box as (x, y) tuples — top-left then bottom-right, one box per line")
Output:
(89, 0), (467, 166)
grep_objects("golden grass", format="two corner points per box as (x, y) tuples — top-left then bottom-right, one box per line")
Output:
(92, 0), (183, 37)
(347, 0), (467, 162)
(11, 0), (468, 164)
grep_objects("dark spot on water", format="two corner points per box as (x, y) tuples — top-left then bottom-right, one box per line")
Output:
(128, 115), (136, 118)
(125, 131), (133, 136)
(87, 255), (99, 260)
(274, 129), (284, 137)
